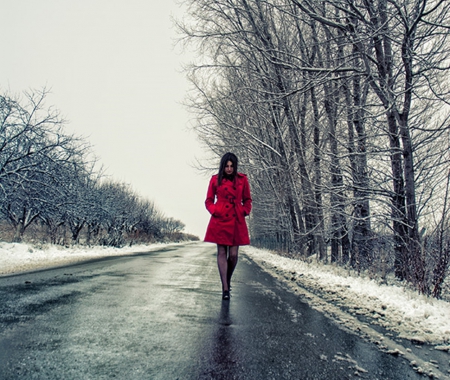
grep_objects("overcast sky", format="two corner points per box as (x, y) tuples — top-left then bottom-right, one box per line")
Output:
(1, 0), (212, 238)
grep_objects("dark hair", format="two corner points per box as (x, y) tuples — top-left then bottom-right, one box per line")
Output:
(218, 152), (238, 185)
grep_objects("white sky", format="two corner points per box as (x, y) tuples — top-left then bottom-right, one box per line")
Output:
(1, 0), (211, 237)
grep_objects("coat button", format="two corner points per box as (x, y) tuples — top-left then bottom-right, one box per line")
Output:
(225, 187), (228, 190)
(226, 205), (229, 208)
(226, 214), (229, 217)
(233, 187), (236, 190)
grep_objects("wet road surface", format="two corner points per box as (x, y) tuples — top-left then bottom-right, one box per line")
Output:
(0, 243), (424, 379)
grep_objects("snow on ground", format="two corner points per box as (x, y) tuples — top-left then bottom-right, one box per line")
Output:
(0, 241), (182, 276)
(1, 241), (450, 352)
(242, 246), (450, 349)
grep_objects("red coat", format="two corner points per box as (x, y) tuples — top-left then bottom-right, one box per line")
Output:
(204, 173), (252, 246)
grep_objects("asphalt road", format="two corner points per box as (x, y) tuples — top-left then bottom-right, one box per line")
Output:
(0, 243), (424, 379)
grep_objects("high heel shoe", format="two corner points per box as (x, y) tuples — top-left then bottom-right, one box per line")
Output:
(222, 290), (230, 300)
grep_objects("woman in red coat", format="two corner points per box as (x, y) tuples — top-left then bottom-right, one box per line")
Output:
(204, 152), (252, 300)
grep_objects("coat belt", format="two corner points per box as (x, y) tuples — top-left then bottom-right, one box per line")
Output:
(218, 197), (236, 204)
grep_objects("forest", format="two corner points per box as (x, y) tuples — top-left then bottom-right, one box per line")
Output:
(0, 89), (196, 248)
(179, 0), (450, 297)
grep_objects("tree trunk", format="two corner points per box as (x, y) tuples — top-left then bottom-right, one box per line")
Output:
(343, 68), (372, 269)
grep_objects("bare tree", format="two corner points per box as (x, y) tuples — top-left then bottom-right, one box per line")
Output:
(290, 0), (450, 289)
(179, 0), (450, 294)
(0, 89), (89, 241)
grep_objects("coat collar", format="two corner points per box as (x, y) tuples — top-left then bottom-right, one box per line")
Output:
(212, 172), (247, 179)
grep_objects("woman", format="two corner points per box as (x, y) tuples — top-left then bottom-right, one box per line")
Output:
(204, 152), (252, 300)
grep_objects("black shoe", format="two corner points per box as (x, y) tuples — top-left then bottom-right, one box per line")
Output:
(222, 290), (230, 300)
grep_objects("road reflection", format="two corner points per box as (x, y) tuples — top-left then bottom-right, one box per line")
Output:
(208, 300), (239, 378)
(219, 299), (232, 326)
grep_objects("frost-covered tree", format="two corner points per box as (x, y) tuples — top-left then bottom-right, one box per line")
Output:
(179, 0), (450, 293)
(0, 90), (88, 241)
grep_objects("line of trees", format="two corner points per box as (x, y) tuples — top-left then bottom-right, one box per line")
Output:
(0, 89), (193, 247)
(179, 0), (450, 297)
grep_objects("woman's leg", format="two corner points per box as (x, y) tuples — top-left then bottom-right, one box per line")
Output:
(227, 246), (239, 289)
(217, 244), (229, 291)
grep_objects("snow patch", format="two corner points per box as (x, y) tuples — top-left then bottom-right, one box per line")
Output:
(242, 246), (450, 346)
(0, 241), (182, 276)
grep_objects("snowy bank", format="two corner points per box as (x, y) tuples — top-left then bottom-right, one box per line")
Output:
(242, 246), (450, 348)
(0, 241), (183, 276)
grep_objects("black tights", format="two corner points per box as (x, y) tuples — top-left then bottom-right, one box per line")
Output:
(217, 245), (239, 291)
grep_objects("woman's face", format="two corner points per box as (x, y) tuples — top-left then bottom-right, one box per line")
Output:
(224, 160), (234, 175)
